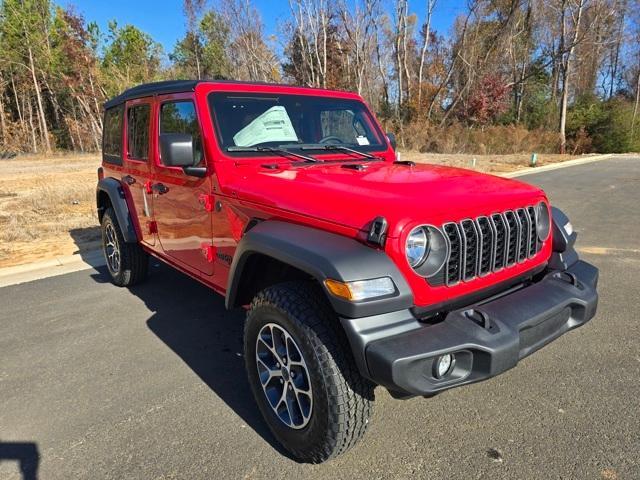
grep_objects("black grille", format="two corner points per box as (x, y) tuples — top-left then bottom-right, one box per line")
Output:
(443, 223), (462, 284)
(434, 205), (542, 286)
(491, 213), (507, 270)
(461, 220), (478, 280)
(504, 211), (519, 265)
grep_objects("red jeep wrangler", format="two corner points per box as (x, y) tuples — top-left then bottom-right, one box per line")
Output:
(97, 80), (598, 462)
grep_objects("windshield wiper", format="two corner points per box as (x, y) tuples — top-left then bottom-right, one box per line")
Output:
(300, 144), (379, 160)
(227, 145), (320, 163)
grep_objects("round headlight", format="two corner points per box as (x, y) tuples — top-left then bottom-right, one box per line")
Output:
(536, 201), (551, 240)
(406, 227), (428, 267)
(406, 226), (449, 278)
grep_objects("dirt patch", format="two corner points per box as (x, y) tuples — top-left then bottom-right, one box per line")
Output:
(0, 151), (587, 268)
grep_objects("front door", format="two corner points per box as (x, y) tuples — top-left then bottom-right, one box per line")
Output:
(152, 93), (214, 275)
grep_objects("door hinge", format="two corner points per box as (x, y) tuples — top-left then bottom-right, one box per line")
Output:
(201, 243), (217, 263)
(199, 193), (215, 212)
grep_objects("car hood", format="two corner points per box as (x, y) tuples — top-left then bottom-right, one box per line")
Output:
(224, 161), (547, 237)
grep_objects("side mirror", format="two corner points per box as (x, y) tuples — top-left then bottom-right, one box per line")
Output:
(159, 133), (196, 167)
(386, 132), (397, 151)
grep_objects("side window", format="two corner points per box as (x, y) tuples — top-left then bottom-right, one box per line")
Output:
(103, 105), (123, 164)
(127, 104), (150, 160)
(160, 101), (203, 165)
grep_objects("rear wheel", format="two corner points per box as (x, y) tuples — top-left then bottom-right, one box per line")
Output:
(244, 281), (374, 463)
(101, 207), (148, 287)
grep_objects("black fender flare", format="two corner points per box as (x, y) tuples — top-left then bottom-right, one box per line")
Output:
(549, 206), (579, 270)
(96, 177), (138, 243)
(225, 220), (414, 318)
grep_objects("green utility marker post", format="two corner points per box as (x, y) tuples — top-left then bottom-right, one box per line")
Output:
(530, 153), (538, 167)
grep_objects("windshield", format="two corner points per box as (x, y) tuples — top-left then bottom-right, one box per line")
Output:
(208, 92), (386, 155)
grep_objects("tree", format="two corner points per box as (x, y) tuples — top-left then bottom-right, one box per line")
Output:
(101, 21), (163, 97)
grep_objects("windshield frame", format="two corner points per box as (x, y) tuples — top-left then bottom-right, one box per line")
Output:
(207, 91), (390, 159)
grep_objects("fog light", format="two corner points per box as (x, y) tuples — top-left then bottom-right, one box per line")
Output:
(434, 354), (454, 378)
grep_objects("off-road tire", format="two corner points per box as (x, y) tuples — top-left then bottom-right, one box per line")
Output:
(101, 207), (148, 287)
(244, 281), (374, 463)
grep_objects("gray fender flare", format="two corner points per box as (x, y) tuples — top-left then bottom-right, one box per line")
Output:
(225, 220), (414, 318)
(96, 177), (138, 243)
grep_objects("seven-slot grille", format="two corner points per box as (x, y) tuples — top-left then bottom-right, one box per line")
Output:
(434, 207), (541, 286)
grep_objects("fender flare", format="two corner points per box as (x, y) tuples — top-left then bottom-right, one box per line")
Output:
(96, 177), (138, 243)
(549, 206), (579, 270)
(225, 220), (414, 318)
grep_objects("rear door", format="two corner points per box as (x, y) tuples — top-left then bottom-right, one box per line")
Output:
(151, 93), (214, 275)
(123, 98), (155, 246)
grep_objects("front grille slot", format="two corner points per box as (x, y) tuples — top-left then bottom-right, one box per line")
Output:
(504, 211), (519, 265)
(443, 223), (462, 285)
(461, 220), (479, 280)
(476, 217), (494, 276)
(516, 208), (529, 262)
(527, 206), (538, 255)
(490, 214), (507, 270)
(439, 205), (541, 287)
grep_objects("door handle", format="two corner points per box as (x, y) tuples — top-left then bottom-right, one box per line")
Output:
(152, 183), (169, 195)
(122, 175), (136, 185)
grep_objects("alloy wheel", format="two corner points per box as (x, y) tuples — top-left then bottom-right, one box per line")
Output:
(255, 323), (313, 429)
(104, 222), (121, 273)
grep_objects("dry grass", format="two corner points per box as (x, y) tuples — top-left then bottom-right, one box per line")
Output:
(0, 151), (582, 268)
(0, 153), (100, 267)
(400, 152), (579, 173)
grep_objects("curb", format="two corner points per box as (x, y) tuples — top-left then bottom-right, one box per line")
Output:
(0, 152), (622, 288)
(0, 250), (106, 288)
(501, 154), (615, 177)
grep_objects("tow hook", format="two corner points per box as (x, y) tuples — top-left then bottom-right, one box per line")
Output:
(464, 308), (492, 330)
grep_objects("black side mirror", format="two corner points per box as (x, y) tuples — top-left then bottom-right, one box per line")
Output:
(386, 132), (397, 151)
(159, 133), (206, 177)
(160, 133), (195, 167)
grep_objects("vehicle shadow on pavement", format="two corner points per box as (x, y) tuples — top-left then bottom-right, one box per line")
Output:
(0, 442), (39, 480)
(92, 263), (293, 459)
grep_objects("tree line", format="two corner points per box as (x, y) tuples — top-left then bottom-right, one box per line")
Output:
(1, 0), (639, 155)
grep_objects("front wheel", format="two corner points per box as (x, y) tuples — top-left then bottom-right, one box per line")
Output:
(244, 282), (374, 463)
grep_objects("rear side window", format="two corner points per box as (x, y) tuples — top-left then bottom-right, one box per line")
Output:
(160, 101), (203, 165)
(127, 104), (150, 160)
(103, 105), (123, 164)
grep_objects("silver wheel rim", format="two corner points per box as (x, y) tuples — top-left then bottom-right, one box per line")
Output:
(104, 222), (121, 273)
(255, 323), (313, 429)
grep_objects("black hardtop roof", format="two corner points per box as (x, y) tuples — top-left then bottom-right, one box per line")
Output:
(103, 79), (339, 110)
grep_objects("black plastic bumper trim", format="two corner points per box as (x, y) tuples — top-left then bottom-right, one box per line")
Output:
(341, 260), (598, 397)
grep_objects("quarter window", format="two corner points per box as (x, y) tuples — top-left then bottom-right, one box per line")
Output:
(103, 105), (123, 164)
(127, 104), (150, 160)
(160, 101), (203, 165)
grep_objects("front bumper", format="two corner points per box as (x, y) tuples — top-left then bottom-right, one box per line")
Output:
(341, 260), (598, 397)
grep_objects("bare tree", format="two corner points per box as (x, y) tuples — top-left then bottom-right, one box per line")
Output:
(417, 0), (437, 108)
(558, 0), (586, 154)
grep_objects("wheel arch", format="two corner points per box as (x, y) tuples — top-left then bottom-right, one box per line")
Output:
(225, 221), (413, 318)
(96, 177), (138, 243)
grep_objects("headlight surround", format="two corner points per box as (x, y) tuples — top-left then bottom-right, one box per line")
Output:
(536, 201), (551, 241)
(406, 225), (449, 278)
(406, 227), (429, 267)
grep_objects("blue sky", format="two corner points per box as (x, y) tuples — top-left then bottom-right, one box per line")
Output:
(62, 0), (466, 54)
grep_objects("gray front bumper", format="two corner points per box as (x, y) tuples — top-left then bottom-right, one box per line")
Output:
(341, 260), (598, 397)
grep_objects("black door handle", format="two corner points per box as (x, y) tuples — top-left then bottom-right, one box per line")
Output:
(122, 175), (136, 185)
(152, 183), (169, 195)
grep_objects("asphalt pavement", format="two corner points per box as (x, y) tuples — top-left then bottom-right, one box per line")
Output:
(1, 156), (639, 479)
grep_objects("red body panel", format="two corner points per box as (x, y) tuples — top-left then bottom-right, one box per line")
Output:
(102, 81), (552, 309)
